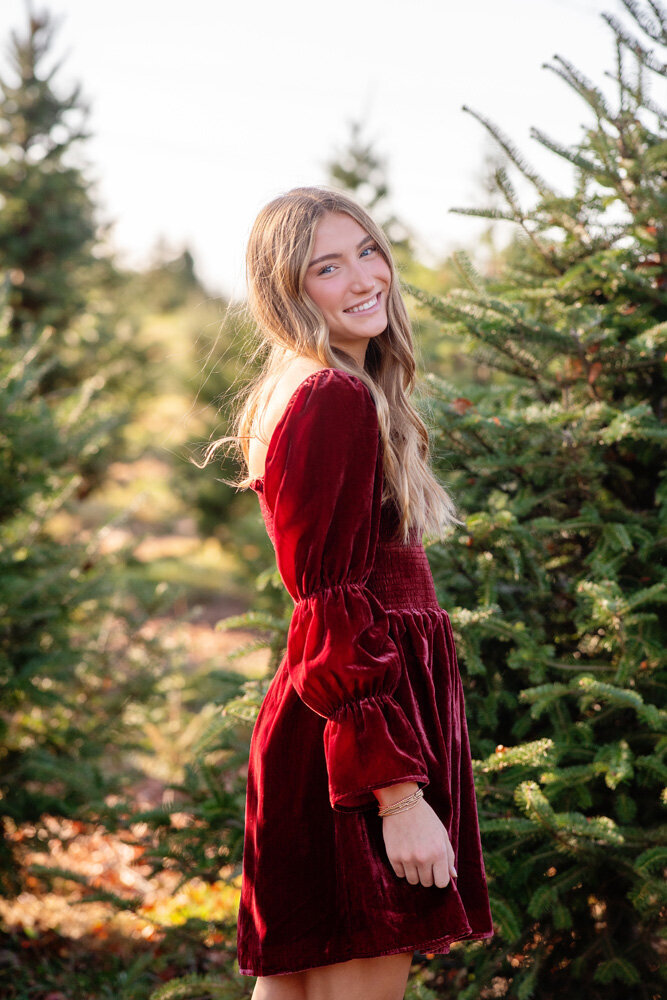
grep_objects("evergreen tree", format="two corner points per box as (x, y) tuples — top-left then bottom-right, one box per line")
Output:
(0, 7), (172, 895)
(0, 295), (170, 895)
(407, 2), (666, 996)
(326, 118), (413, 253)
(0, 6), (96, 341)
(131, 243), (209, 314)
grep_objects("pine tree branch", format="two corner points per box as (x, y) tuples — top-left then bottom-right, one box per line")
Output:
(615, 38), (631, 116)
(629, 90), (667, 125)
(549, 661), (616, 671)
(452, 250), (485, 291)
(529, 127), (611, 184)
(543, 55), (614, 123)
(602, 13), (667, 75)
(619, 0), (667, 42)
(500, 171), (567, 275)
(646, 0), (667, 34)
(461, 105), (553, 197)
(449, 206), (519, 223)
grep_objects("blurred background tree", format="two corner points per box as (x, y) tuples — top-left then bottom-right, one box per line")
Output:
(0, 9), (260, 998)
(0, 6), (177, 899)
(0, 301), (166, 893)
(0, 8), (95, 342)
(0, 5), (157, 474)
(326, 118), (413, 253)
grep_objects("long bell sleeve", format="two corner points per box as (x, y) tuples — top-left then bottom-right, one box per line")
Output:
(263, 369), (429, 812)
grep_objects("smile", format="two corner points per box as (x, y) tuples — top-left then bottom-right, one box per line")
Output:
(344, 293), (380, 314)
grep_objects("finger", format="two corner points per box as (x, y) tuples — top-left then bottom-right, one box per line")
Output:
(432, 858), (451, 889)
(419, 864), (434, 888)
(403, 864), (420, 886)
(392, 862), (406, 880)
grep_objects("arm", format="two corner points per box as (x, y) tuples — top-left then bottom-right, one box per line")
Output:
(265, 370), (430, 811)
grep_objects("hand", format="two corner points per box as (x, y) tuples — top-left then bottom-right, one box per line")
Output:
(381, 797), (457, 889)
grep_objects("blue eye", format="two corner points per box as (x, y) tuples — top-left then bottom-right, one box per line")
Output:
(316, 245), (378, 275)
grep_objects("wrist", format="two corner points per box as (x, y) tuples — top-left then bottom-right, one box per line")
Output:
(373, 781), (420, 809)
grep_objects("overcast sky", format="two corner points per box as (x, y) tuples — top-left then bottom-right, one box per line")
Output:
(0, 0), (654, 298)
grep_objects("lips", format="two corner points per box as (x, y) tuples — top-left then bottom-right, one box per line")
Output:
(344, 292), (381, 314)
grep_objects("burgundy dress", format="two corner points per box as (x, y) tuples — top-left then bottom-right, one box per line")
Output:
(237, 368), (493, 978)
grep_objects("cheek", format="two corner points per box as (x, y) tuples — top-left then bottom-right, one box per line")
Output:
(304, 281), (323, 314)
(305, 281), (339, 317)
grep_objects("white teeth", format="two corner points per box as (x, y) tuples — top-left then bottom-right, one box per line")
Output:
(346, 294), (378, 314)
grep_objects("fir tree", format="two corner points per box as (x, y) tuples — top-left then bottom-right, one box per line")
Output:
(408, 2), (666, 996)
(0, 294), (170, 894)
(0, 8), (171, 895)
(0, 6), (96, 342)
(326, 118), (412, 253)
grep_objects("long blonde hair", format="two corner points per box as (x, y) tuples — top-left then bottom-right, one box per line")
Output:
(203, 186), (463, 544)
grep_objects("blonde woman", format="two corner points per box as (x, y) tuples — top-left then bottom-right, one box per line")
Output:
(221, 188), (493, 999)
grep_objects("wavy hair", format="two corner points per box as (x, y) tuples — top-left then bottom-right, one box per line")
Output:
(201, 186), (463, 544)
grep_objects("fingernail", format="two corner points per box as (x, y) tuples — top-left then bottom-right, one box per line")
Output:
(453, 869), (458, 877)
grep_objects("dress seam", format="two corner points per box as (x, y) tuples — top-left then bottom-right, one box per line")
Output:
(297, 580), (366, 598)
(328, 690), (400, 718)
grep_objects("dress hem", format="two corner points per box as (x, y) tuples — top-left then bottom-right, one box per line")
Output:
(237, 925), (495, 978)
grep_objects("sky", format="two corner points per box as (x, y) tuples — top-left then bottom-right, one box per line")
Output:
(0, 0), (653, 299)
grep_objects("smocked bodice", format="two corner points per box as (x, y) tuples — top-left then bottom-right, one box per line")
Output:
(250, 478), (440, 614)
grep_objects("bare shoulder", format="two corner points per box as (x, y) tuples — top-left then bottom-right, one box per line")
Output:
(248, 359), (332, 479)
(268, 359), (333, 419)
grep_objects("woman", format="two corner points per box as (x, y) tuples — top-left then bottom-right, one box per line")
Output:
(219, 187), (493, 999)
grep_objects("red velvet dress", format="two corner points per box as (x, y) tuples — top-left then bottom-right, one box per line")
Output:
(237, 368), (493, 978)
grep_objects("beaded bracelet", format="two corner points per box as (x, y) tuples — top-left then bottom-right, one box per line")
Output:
(377, 787), (424, 817)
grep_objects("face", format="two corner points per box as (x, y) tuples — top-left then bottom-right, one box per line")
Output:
(302, 212), (392, 364)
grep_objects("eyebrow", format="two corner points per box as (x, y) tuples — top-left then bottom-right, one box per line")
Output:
(308, 234), (374, 269)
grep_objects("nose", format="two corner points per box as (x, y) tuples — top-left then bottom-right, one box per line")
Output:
(349, 260), (375, 291)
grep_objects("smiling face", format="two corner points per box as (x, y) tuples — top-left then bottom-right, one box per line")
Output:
(302, 211), (392, 364)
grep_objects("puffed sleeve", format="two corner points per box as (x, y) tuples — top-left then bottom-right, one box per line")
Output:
(264, 369), (429, 812)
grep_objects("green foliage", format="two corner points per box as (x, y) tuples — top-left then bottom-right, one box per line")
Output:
(404, 979), (441, 1000)
(0, 10), (96, 339)
(0, 305), (170, 894)
(149, 973), (250, 1000)
(129, 674), (255, 886)
(412, 3), (666, 996)
(0, 7), (150, 425)
(128, 246), (210, 315)
(0, 6), (178, 897)
(125, 588), (292, 887)
(326, 119), (406, 244)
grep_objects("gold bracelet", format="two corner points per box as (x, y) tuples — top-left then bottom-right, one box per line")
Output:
(377, 787), (424, 817)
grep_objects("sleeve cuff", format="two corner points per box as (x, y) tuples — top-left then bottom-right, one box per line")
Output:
(323, 692), (429, 812)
